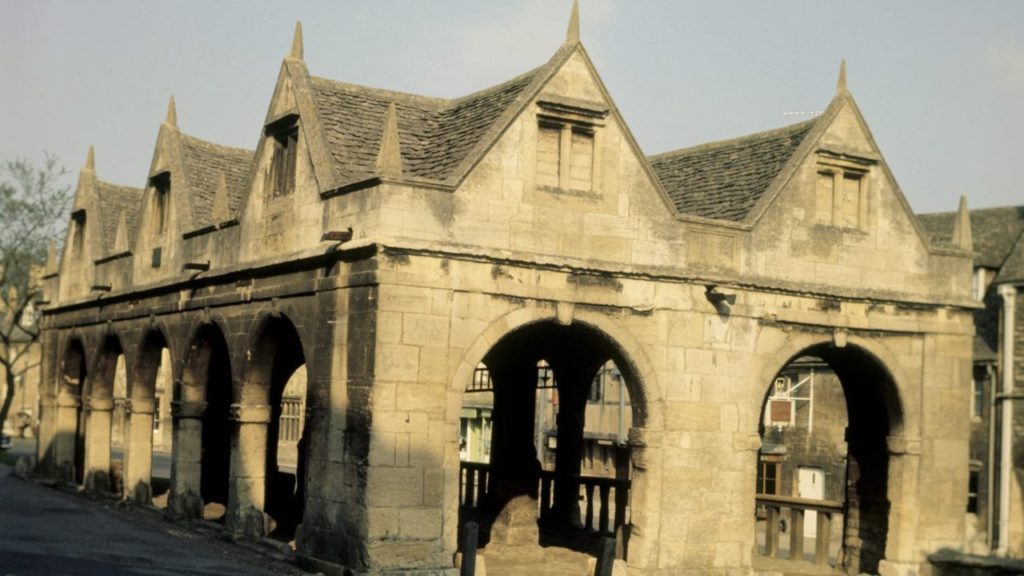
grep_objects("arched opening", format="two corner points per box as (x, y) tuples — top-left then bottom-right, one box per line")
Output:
(124, 330), (172, 505)
(236, 316), (308, 542)
(457, 320), (643, 570)
(59, 338), (87, 484)
(171, 323), (233, 521)
(753, 343), (903, 575)
(83, 334), (123, 492)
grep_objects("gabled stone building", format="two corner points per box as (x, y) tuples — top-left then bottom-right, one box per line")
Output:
(35, 5), (977, 575)
(920, 205), (1024, 557)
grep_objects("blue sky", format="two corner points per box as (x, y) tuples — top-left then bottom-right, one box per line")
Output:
(1, 1), (1021, 214)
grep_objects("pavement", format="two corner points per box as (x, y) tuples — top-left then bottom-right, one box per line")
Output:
(0, 461), (312, 575)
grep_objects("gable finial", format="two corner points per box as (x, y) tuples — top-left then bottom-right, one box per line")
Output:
(952, 195), (973, 252)
(376, 103), (403, 178)
(211, 172), (230, 224)
(565, 0), (580, 44)
(290, 21), (304, 60)
(165, 95), (177, 127)
(85, 145), (95, 171)
(837, 58), (847, 94)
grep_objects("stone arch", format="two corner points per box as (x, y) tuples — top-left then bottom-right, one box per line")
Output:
(81, 331), (125, 492)
(230, 310), (310, 538)
(445, 304), (663, 568)
(58, 335), (88, 484)
(121, 326), (172, 503)
(170, 318), (235, 519)
(750, 327), (912, 574)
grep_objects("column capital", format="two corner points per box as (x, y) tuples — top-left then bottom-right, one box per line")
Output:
(998, 283), (1018, 300)
(126, 398), (156, 415)
(229, 403), (272, 424)
(887, 435), (922, 456)
(86, 396), (114, 412)
(56, 395), (81, 408)
(171, 400), (207, 419)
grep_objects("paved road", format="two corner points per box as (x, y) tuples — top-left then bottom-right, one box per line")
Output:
(0, 465), (309, 575)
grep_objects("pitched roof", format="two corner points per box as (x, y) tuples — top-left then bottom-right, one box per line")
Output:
(647, 118), (819, 221)
(95, 180), (143, 258)
(310, 67), (541, 185)
(179, 134), (253, 229)
(917, 205), (1024, 268)
(996, 232), (1024, 284)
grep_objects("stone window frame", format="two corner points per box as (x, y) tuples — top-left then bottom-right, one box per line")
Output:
(70, 209), (86, 258)
(814, 150), (876, 231)
(148, 171), (170, 237)
(535, 97), (608, 196)
(264, 113), (300, 199)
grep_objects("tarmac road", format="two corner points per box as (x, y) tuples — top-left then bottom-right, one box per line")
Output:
(0, 464), (310, 576)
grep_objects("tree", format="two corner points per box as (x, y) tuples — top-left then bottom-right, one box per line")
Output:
(0, 155), (71, 436)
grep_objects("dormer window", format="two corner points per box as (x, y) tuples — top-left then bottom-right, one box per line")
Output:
(535, 97), (607, 194)
(71, 210), (86, 258)
(149, 173), (170, 235)
(266, 116), (299, 198)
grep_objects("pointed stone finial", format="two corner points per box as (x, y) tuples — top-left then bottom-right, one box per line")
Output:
(211, 172), (230, 223)
(165, 95), (177, 127)
(46, 240), (57, 273)
(952, 195), (973, 252)
(375, 103), (403, 178)
(837, 58), (847, 93)
(113, 212), (129, 254)
(85, 146), (95, 171)
(565, 0), (580, 44)
(290, 21), (304, 60)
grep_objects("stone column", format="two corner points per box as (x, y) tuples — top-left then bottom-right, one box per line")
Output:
(123, 397), (155, 502)
(486, 357), (541, 513)
(168, 400), (206, 518)
(83, 396), (114, 492)
(878, 435), (922, 576)
(551, 368), (588, 527)
(997, 284), (1017, 555)
(54, 393), (81, 481)
(227, 402), (272, 538)
(37, 394), (57, 474)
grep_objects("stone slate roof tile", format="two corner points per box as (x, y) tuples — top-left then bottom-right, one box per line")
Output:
(996, 231), (1024, 284)
(95, 180), (143, 257)
(647, 119), (819, 221)
(179, 134), (254, 229)
(917, 206), (1024, 268)
(310, 67), (540, 184)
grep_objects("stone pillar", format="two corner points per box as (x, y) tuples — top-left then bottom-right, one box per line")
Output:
(227, 402), (272, 538)
(168, 400), (206, 518)
(83, 396), (114, 492)
(551, 369), (588, 527)
(123, 397), (155, 503)
(486, 357), (541, 513)
(54, 393), (81, 481)
(878, 435), (922, 576)
(997, 284), (1017, 555)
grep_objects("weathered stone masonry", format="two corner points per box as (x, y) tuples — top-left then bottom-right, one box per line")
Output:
(35, 7), (977, 576)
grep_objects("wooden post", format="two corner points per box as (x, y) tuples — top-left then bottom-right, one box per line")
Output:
(789, 507), (804, 561)
(815, 511), (831, 565)
(461, 520), (478, 576)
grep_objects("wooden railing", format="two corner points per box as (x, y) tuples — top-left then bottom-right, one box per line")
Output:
(755, 494), (843, 566)
(458, 462), (630, 535)
(460, 461), (491, 508)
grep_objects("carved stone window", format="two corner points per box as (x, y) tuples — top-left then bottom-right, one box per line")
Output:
(70, 210), (86, 258)
(149, 172), (170, 236)
(265, 115), (299, 198)
(535, 96), (607, 194)
(814, 151), (875, 229)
